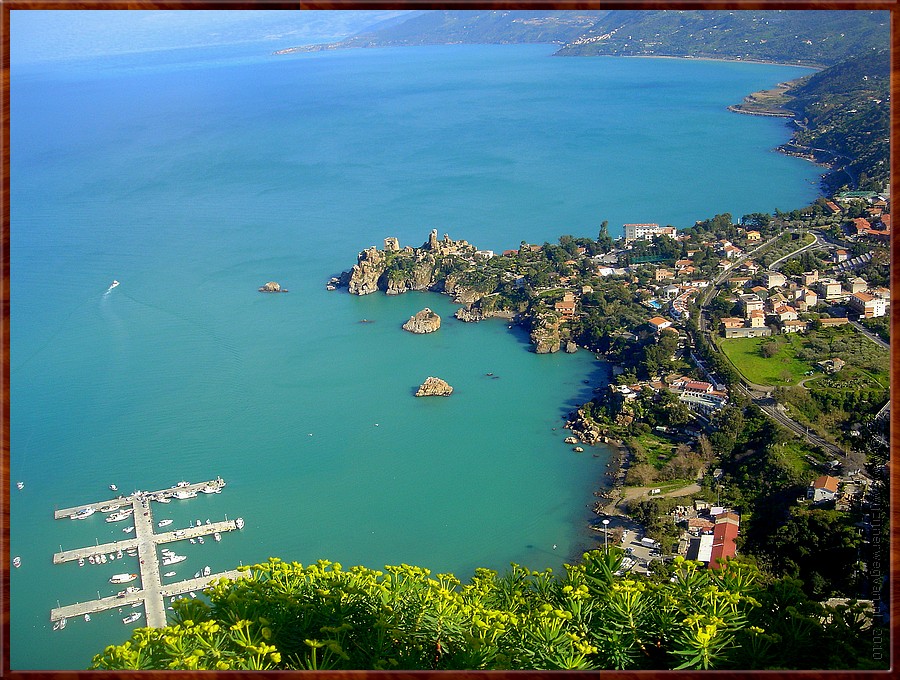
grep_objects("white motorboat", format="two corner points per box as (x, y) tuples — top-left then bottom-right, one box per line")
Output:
(84, 614), (91, 622)
(109, 280), (120, 290)
(122, 612), (142, 624)
(161, 548), (176, 556)
(189, 592), (197, 598)
(158, 519), (174, 527)
(175, 481), (190, 487)
(117, 586), (139, 597)
(203, 566), (211, 577)
(235, 517), (245, 529)
(13, 556), (21, 568)
(53, 617), (67, 631)
(214, 532), (221, 542)
(71, 507), (96, 520)
(173, 490), (197, 500)
(100, 554), (108, 564)
(109, 553), (116, 560)
(78, 557), (85, 567)
(155, 496), (171, 504)
(194, 571), (201, 578)
(162, 554), (187, 566)
(201, 485), (218, 494)
(126, 548), (138, 555)
(109, 484), (118, 491)
(123, 526), (135, 533)
(190, 538), (196, 544)
(198, 536), (204, 544)
(116, 549), (123, 559)
(99, 505), (117, 513)
(16, 481), (24, 490)
(163, 571), (176, 577)
(88, 555), (96, 564)
(109, 573), (138, 584)
(105, 509), (133, 522)
(196, 519), (202, 527)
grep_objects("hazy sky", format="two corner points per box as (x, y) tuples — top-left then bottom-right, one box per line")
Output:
(10, 9), (410, 62)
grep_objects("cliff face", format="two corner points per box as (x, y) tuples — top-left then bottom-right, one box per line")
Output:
(403, 308), (441, 333)
(529, 313), (561, 354)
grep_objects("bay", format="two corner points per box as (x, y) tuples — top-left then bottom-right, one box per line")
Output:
(9, 42), (818, 669)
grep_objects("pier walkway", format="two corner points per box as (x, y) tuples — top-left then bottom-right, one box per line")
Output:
(50, 477), (247, 628)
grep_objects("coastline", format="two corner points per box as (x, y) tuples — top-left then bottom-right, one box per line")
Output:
(614, 53), (824, 71)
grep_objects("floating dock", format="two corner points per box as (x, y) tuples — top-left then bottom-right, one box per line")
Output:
(50, 477), (247, 628)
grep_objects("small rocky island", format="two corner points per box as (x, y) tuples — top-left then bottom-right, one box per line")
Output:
(402, 308), (441, 334)
(415, 376), (453, 397)
(259, 281), (288, 293)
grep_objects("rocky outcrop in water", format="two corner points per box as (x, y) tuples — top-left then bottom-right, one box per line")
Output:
(259, 281), (287, 293)
(529, 313), (561, 354)
(415, 376), (453, 397)
(403, 308), (441, 334)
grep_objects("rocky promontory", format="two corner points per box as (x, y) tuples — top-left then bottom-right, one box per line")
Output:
(415, 376), (453, 397)
(403, 308), (441, 334)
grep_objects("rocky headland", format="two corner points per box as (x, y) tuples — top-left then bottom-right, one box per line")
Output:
(415, 376), (453, 397)
(403, 308), (441, 334)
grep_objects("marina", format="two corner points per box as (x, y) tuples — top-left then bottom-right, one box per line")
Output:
(50, 477), (246, 628)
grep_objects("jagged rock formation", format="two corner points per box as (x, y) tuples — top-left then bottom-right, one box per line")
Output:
(565, 341), (579, 353)
(403, 308), (441, 334)
(259, 281), (287, 293)
(340, 230), (478, 296)
(415, 376), (453, 397)
(564, 407), (603, 445)
(529, 313), (561, 354)
(454, 300), (516, 323)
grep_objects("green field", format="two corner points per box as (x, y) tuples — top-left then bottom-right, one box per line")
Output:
(718, 335), (813, 386)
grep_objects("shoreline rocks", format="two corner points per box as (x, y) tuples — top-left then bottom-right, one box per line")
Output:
(403, 308), (441, 334)
(415, 376), (453, 397)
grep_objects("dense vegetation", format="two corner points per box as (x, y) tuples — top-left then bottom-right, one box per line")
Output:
(92, 553), (883, 670)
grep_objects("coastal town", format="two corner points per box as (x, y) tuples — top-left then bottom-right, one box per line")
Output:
(334, 182), (889, 599)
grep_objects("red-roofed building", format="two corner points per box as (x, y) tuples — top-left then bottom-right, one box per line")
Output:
(880, 214), (891, 231)
(808, 475), (840, 502)
(708, 512), (740, 569)
(647, 316), (672, 333)
(502, 249), (518, 257)
(848, 291), (885, 318)
(554, 292), (577, 320)
(824, 200), (842, 215)
(683, 381), (713, 395)
(851, 218), (872, 235)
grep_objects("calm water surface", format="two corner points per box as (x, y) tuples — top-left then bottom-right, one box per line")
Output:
(10, 42), (818, 668)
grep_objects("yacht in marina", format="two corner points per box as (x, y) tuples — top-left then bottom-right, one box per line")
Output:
(53, 617), (67, 631)
(122, 612), (142, 624)
(158, 519), (174, 528)
(117, 586), (139, 597)
(123, 526), (135, 533)
(105, 509), (133, 522)
(162, 554), (187, 566)
(235, 517), (245, 529)
(163, 571), (176, 577)
(203, 565), (211, 577)
(109, 573), (138, 584)
(71, 506), (96, 520)
(214, 532), (221, 542)
(173, 490), (197, 500)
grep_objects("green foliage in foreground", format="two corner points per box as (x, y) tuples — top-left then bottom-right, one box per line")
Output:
(91, 552), (882, 671)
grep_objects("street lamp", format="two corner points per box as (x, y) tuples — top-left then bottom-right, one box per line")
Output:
(602, 519), (610, 551)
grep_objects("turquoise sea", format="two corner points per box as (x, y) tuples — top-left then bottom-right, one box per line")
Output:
(9, 42), (819, 669)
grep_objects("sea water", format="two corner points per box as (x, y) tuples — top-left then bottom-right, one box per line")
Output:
(9, 42), (818, 668)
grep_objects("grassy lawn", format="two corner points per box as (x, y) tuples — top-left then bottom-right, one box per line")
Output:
(719, 335), (813, 386)
(632, 432), (678, 470)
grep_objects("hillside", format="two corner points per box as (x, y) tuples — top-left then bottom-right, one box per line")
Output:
(276, 9), (888, 67)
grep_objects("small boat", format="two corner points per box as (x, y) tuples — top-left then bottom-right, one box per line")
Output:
(71, 507), (96, 520)
(110, 573), (138, 584)
(163, 571), (176, 577)
(161, 548), (175, 556)
(16, 481), (24, 490)
(194, 571), (201, 578)
(155, 496), (171, 504)
(116, 549), (124, 559)
(53, 617), (67, 631)
(126, 549), (137, 555)
(206, 519), (211, 524)
(99, 505), (117, 513)
(158, 519), (173, 528)
(109, 280), (120, 290)
(88, 555), (96, 564)
(203, 566), (211, 577)
(13, 556), (21, 568)
(189, 592), (197, 598)
(123, 526), (135, 534)
(78, 557), (85, 567)
(100, 554), (108, 564)
(190, 538), (196, 544)
(132, 602), (142, 608)
(214, 532), (221, 542)
(195, 519), (202, 527)
(84, 614), (91, 622)
(117, 586), (139, 597)
(109, 484), (118, 491)
(122, 612), (142, 624)
(162, 554), (187, 566)
(105, 509), (133, 523)
(173, 490), (197, 500)
(235, 517), (245, 529)
(201, 485), (218, 494)
(109, 553), (116, 560)
(198, 536), (204, 544)
(175, 481), (190, 488)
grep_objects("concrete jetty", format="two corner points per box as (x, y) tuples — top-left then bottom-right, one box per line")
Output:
(50, 477), (246, 628)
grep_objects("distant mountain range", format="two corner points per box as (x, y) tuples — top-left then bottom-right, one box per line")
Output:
(276, 9), (888, 67)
